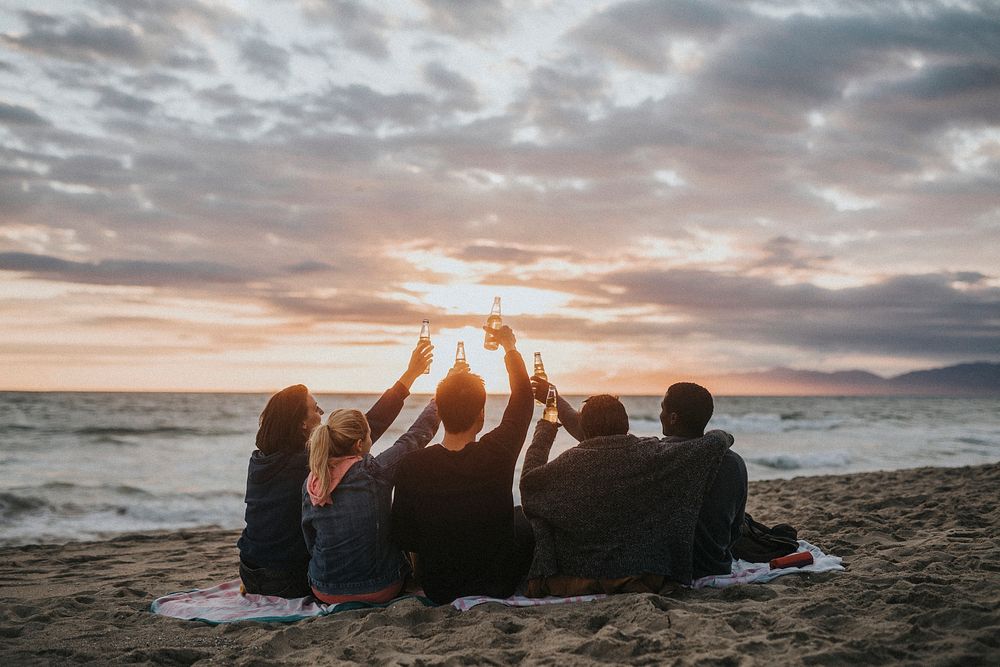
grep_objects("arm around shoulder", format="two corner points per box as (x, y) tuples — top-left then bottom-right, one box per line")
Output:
(705, 429), (735, 450)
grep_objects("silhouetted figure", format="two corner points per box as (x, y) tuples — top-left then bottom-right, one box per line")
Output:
(660, 382), (748, 579)
(391, 325), (534, 604)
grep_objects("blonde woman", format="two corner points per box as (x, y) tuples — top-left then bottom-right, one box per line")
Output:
(301, 398), (439, 604)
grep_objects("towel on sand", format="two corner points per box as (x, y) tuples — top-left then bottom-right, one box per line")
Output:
(692, 540), (845, 589)
(151, 542), (842, 623)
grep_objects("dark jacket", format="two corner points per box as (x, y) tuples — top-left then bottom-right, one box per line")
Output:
(519, 420), (733, 585)
(237, 382), (409, 572)
(302, 400), (439, 596)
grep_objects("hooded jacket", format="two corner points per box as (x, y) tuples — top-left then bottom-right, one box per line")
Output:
(301, 400), (439, 596)
(237, 381), (409, 572)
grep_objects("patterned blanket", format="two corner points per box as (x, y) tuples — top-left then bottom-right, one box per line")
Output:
(150, 541), (842, 623)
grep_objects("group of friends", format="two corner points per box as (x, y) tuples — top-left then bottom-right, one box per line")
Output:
(237, 325), (748, 605)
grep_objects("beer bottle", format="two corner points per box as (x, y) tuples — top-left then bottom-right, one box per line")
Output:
(543, 386), (559, 424)
(484, 296), (502, 350)
(455, 340), (466, 368)
(419, 319), (431, 374)
(533, 352), (547, 404)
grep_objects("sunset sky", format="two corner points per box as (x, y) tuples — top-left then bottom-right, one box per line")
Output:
(1, 0), (998, 394)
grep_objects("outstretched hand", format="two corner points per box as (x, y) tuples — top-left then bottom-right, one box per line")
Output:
(483, 324), (516, 352)
(399, 339), (434, 389)
(530, 374), (553, 403)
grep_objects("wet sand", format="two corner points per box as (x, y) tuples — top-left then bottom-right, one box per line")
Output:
(1, 463), (998, 665)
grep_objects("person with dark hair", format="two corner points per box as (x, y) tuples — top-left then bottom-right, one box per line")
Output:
(390, 325), (534, 603)
(236, 340), (433, 598)
(661, 382), (748, 579)
(520, 383), (735, 596)
(578, 394), (629, 438)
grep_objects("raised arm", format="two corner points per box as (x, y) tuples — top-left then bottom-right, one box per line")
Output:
(480, 326), (533, 460)
(373, 399), (440, 482)
(521, 419), (558, 481)
(365, 339), (433, 441)
(531, 374), (584, 441)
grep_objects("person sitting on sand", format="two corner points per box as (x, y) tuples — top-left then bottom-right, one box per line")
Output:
(519, 394), (734, 596)
(301, 398), (439, 604)
(390, 325), (534, 604)
(660, 382), (748, 579)
(237, 340), (433, 598)
(531, 378), (748, 580)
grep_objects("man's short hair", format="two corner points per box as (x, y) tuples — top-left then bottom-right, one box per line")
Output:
(435, 372), (487, 432)
(580, 394), (629, 439)
(663, 382), (714, 433)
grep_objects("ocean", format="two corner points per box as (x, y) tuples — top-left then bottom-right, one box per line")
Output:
(1, 391), (997, 547)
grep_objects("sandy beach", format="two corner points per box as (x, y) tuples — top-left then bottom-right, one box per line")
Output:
(1, 462), (997, 666)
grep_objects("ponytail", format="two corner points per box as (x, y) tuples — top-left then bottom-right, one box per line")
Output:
(307, 409), (369, 498)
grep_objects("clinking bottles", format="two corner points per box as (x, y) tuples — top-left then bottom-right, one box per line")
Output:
(533, 352), (547, 405)
(484, 296), (502, 350)
(455, 340), (466, 368)
(419, 319), (431, 374)
(543, 386), (559, 423)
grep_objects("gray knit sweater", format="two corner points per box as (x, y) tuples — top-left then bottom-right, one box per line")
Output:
(519, 421), (733, 584)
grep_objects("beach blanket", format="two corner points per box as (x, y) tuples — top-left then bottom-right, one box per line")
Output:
(150, 579), (436, 624)
(692, 540), (844, 589)
(151, 541), (842, 623)
(150, 580), (601, 623)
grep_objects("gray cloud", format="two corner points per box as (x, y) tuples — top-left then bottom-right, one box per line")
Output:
(0, 252), (255, 286)
(2, 7), (220, 71)
(3, 11), (145, 63)
(0, 102), (49, 126)
(95, 85), (157, 114)
(423, 61), (479, 111)
(569, 0), (736, 71)
(240, 36), (291, 81)
(417, 0), (510, 39)
(300, 1), (391, 60)
(590, 269), (1000, 357)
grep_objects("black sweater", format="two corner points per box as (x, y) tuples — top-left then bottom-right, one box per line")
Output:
(391, 350), (532, 603)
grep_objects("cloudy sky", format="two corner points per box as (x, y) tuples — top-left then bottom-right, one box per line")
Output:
(1, 0), (998, 393)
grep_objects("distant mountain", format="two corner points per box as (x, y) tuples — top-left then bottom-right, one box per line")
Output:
(708, 362), (1000, 396)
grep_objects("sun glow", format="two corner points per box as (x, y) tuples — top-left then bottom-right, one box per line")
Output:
(402, 282), (573, 317)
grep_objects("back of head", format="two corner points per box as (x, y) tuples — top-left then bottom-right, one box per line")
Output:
(435, 372), (486, 433)
(256, 384), (309, 455)
(663, 382), (714, 435)
(580, 394), (630, 439)
(308, 409), (369, 497)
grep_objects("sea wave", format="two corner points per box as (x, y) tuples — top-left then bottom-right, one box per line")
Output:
(0, 491), (53, 519)
(0, 485), (247, 546)
(749, 451), (853, 471)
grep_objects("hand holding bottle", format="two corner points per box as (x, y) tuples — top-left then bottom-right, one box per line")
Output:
(400, 339), (434, 389)
(530, 374), (553, 403)
(483, 324), (516, 352)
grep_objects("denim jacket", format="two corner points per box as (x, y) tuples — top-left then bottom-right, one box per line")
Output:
(301, 400), (439, 596)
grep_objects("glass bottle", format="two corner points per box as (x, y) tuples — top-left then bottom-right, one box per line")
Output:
(543, 386), (559, 423)
(533, 352), (547, 404)
(419, 319), (431, 374)
(484, 296), (502, 350)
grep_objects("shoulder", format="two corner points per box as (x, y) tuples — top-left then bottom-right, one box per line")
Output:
(394, 444), (439, 479)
